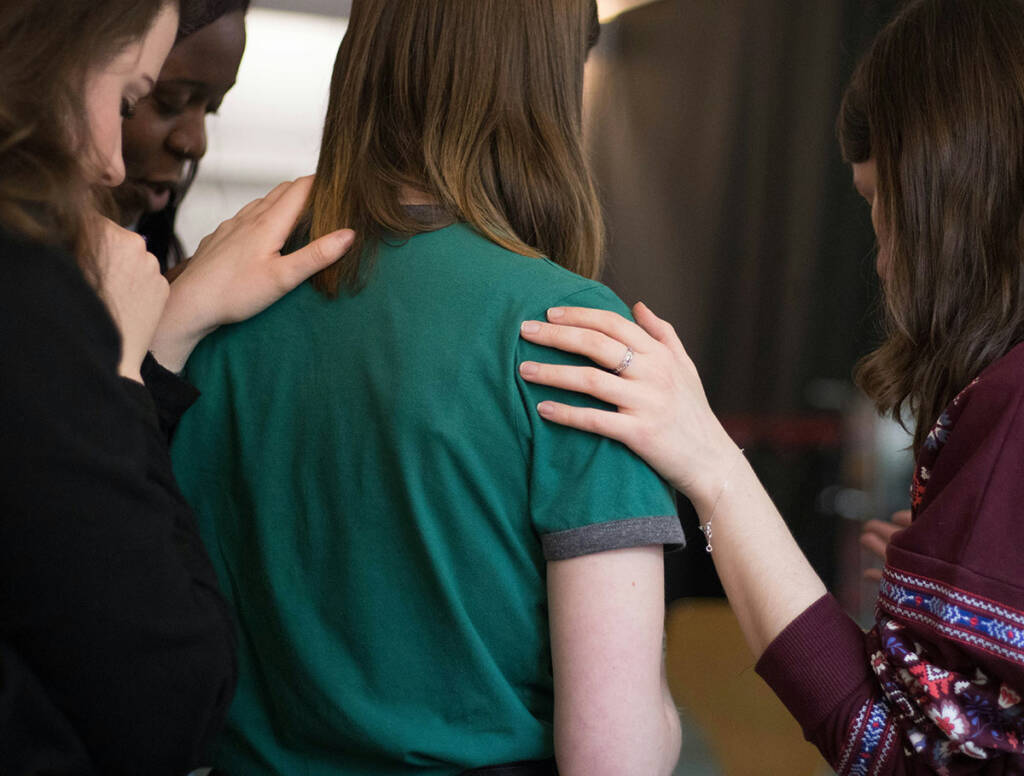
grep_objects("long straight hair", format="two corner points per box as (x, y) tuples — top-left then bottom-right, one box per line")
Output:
(839, 0), (1024, 454)
(0, 0), (178, 275)
(307, 0), (604, 295)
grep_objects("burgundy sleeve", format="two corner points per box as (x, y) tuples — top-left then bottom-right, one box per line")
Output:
(757, 349), (1024, 775)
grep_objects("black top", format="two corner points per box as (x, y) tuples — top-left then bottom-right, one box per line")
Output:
(0, 230), (236, 774)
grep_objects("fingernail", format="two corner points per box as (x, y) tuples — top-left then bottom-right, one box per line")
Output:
(537, 401), (555, 416)
(547, 307), (565, 319)
(521, 321), (541, 334)
(334, 229), (356, 249)
(519, 362), (537, 377)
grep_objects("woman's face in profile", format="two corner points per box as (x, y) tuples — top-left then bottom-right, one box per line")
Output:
(118, 11), (246, 219)
(83, 5), (178, 187)
(852, 158), (890, 279)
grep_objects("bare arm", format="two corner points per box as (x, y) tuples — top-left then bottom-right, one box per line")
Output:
(548, 545), (681, 775)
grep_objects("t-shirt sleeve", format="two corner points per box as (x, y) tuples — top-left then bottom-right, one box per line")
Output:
(514, 283), (683, 561)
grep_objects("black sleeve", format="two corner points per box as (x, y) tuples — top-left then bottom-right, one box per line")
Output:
(0, 233), (236, 775)
(141, 353), (200, 442)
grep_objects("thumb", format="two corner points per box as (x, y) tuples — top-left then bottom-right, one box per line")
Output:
(280, 229), (356, 285)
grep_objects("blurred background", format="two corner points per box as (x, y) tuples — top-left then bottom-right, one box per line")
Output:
(179, 1), (914, 772)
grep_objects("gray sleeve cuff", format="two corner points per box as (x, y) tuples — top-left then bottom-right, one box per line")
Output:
(541, 515), (685, 561)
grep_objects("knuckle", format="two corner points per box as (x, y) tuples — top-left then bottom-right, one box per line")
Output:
(125, 232), (147, 254)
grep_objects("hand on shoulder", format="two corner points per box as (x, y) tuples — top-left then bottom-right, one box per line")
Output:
(150, 176), (355, 372)
(518, 301), (741, 507)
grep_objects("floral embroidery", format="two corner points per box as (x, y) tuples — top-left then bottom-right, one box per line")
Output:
(910, 377), (980, 517)
(861, 585), (1024, 772)
(910, 663), (955, 698)
(924, 410), (953, 451)
(1001, 685), (1022, 709)
(929, 700), (968, 741)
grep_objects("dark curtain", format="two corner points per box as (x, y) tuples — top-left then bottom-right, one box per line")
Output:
(584, 0), (903, 598)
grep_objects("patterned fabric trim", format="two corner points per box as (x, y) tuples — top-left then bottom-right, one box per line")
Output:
(836, 697), (899, 776)
(879, 569), (1024, 666)
(911, 377), (979, 516)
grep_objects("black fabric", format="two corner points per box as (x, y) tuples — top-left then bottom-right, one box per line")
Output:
(460, 758), (559, 776)
(0, 230), (236, 774)
(141, 352), (200, 441)
(137, 203), (187, 273)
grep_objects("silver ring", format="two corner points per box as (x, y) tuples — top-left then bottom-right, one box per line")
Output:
(612, 346), (633, 375)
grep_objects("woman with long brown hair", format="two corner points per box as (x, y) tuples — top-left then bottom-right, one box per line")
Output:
(0, 0), (351, 771)
(519, 0), (1024, 771)
(171, 1), (683, 773)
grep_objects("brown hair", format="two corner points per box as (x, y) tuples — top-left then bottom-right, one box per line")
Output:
(839, 0), (1024, 454)
(307, 0), (604, 295)
(0, 0), (176, 273)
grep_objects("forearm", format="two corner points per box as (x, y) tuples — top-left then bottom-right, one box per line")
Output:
(693, 449), (828, 658)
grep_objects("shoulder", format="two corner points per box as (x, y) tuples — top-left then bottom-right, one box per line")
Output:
(411, 223), (628, 317)
(971, 341), (1024, 401)
(0, 229), (116, 354)
(0, 229), (107, 317)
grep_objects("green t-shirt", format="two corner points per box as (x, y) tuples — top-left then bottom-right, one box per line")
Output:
(172, 223), (681, 775)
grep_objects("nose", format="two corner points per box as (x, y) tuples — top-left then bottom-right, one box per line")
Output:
(99, 135), (126, 187)
(167, 109), (208, 160)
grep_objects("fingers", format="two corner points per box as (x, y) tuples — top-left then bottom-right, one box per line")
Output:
(863, 518), (907, 541)
(277, 229), (355, 288)
(632, 301), (687, 358)
(518, 361), (631, 407)
(259, 176), (314, 231)
(520, 320), (641, 372)
(235, 179), (292, 220)
(892, 509), (912, 527)
(543, 306), (653, 353)
(534, 400), (632, 442)
(859, 530), (890, 562)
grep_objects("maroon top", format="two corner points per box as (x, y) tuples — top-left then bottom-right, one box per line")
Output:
(757, 343), (1024, 774)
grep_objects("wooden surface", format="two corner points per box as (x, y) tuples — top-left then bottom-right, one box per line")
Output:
(666, 599), (829, 776)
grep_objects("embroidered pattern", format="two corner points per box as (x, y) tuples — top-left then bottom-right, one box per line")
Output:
(879, 569), (1024, 666)
(910, 377), (979, 517)
(837, 698), (899, 776)
(850, 372), (1024, 771)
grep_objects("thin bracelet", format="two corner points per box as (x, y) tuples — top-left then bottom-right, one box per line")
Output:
(699, 448), (745, 553)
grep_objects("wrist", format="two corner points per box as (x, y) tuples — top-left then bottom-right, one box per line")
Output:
(151, 279), (217, 372)
(686, 439), (747, 515)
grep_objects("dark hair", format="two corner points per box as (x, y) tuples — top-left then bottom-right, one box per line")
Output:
(307, 0), (604, 295)
(839, 0), (1024, 454)
(0, 0), (177, 273)
(177, 0), (250, 41)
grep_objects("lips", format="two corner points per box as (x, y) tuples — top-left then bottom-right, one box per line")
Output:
(138, 180), (177, 213)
